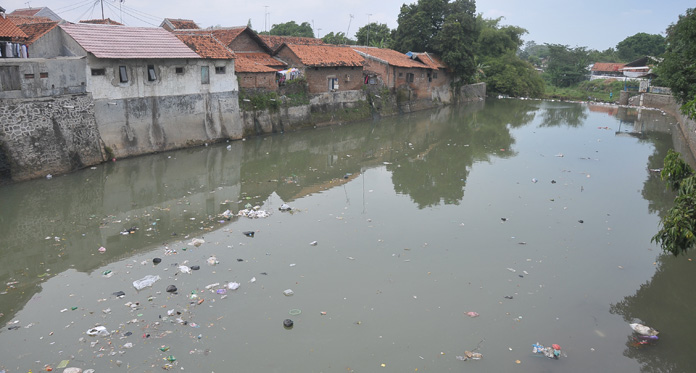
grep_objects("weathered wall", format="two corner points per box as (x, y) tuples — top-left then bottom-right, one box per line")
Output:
(0, 57), (87, 99)
(457, 82), (486, 103)
(632, 93), (696, 162)
(0, 93), (104, 182)
(237, 71), (276, 90)
(305, 66), (363, 93)
(228, 32), (266, 53)
(95, 91), (242, 158)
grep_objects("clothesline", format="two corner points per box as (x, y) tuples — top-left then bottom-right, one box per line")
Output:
(1, 41), (29, 58)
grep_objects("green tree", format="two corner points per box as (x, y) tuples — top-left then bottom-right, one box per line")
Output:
(545, 44), (589, 87)
(355, 22), (393, 47)
(476, 16), (525, 59)
(268, 21), (314, 37)
(518, 41), (549, 67)
(616, 32), (665, 62)
(656, 8), (696, 120)
(392, 0), (479, 83)
(588, 47), (621, 63)
(322, 31), (355, 45)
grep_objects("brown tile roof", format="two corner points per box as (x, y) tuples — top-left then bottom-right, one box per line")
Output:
(8, 8), (42, 17)
(8, 15), (54, 25)
(591, 62), (625, 72)
(259, 35), (324, 52)
(282, 44), (363, 67)
(208, 27), (246, 46)
(0, 15), (28, 38)
(80, 18), (124, 26)
(17, 21), (59, 45)
(60, 23), (201, 59)
(166, 18), (199, 30)
(174, 33), (235, 59)
(353, 47), (427, 69)
(412, 52), (446, 70)
(235, 52), (285, 72)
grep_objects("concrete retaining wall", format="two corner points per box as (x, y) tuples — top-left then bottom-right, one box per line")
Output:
(0, 93), (104, 181)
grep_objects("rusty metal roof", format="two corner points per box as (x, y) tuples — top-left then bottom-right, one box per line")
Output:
(59, 23), (200, 59)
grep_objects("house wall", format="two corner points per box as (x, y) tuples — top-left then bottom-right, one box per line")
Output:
(361, 58), (391, 87)
(237, 72), (276, 90)
(305, 66), (363, 93)
(94, 90), (242, 158)
(0, 57), (86, 99)
(30, 27), (86, 58)
(228, 32), (266, 53)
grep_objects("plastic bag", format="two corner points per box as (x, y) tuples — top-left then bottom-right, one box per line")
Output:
(87, 326), (110, 336)
(132, 275), (160, 290)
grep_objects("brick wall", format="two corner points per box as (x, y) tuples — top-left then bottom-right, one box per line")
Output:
(238, 72), (277, 90)
(305, 66), (363, 94)
(229, 32), (266, 53)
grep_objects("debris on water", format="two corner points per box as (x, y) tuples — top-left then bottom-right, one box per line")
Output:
(207, 256), (218, 266)
(551, 180), (556, 184)
(279, 203), (292, 211)
(504, 295), (514, 299)
(283, 289), (294, 296)
(133, 275), (160, 290)
(243, 231), (255, 237)
(221, 209), (233, 219)
(153, 257), (162, 264)
(98, 246), (106, 253)
(501, 217), (508, 222)
(283, 319), (294, 328)
(532, 342), (563, 359)
(507, 268), (516, 272)
(531, 178), (538, 183)
(190, 238), (205, 247)
(578, 220), (584, 224)
(555, 153), (564, 157)
(237, 209), (269, 218)
(466, 311), (479, 318)
(310, 241), (318, 246)
(166, 285), (177, 293)
(112, 291), (125, 298)
(228, 282), (240, 290)
(179, 265), (191, 274)
(630, 323), (659, 336)
(191, 265), (200, 270)
(86, 326), (109, 337)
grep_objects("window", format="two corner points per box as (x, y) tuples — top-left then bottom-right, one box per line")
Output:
(215, 66), (226, 74)
(24, 73), (34, 79)
(201, 66), (209, 84)
(398, 72), (403, 77)
(433, 72), (438, 79)
(91, 68), (105, 76)
(175, 67), (184, 74)
(0, 66), (21, 91)
(406, 73), (414, 83)
(119, 66), (128, 83)
(147, 65), (156, 81)
(40, 72), (48, 78)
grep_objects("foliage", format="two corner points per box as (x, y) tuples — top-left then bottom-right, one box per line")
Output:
(652, 150), (696, 256)
(267, 21), (314, 37)
(616, 32), (666, 62)
(355, 23), (393, 48)
(482, 52), (544, 97)
(655, 8), (696, 119)
(392, 0), (479, 83)
(476, 16), (525, 59)
(588, 47), (622, 63)
(545, 44), (590, 87)
(518, 41), (549, 67)
(542, 79), (631, 101)
(322, 32), (355, 45)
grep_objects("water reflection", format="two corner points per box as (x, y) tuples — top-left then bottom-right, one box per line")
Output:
(539, 101), (588, 127)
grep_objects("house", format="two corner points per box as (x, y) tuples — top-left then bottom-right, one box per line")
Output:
(160, 18), (199, 32)
(275, 43), (364, 93)
(8, 15), (54, 25)
(169, 26), (286, 90)
(1, 8), (28, 58)
(590, 62), (625, 80)
(620, 56), (661, 79)
(30, 22), (242, 156)
(258, 35), (325, 54)
(8, 7), (61, 21)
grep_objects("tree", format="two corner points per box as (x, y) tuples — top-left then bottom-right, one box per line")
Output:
(588, 47), (621, 63)
(518, 41), (549, 67)
(267, 21), (314, 37)
(545, 44), (589, 87)
(652, 149), (696, 256)
(616, 32), (665, 62)
(656, 8), (696, 120)
(476, 16), (525, 59)
(355, 22), (393, 48)
(322, 32), (355, 45)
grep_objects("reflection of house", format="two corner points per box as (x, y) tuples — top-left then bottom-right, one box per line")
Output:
(590, 62), (625, 80)
(275, 44), (364, 93)
(8, 7), (62, 21)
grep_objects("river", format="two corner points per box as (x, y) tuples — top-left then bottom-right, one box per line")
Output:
(1, 98), (695, 373)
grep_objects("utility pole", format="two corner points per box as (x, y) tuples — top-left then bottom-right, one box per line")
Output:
(264, 5), (269, 32)
(100, 0), (104, 20)
(346, 14), (353, 44)
(366, 13), (372, 46)
(317, 28), (322, 38)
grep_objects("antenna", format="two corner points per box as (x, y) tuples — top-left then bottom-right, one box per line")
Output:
(366, 13), (372, 46)
(24, 1), (31, 8)
(317, 28), (322, 38)
(100, 0), (104, 20)
(264, 5), (269, 32)
(346, 14), (354, 44)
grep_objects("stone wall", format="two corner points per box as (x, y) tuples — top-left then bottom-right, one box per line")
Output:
(632, 93), (696, 162)
(457, 82), (487, 103)
(0, 93), (104, 182)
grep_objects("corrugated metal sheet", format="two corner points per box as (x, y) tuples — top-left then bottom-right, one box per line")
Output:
(60, 23), (200, 59)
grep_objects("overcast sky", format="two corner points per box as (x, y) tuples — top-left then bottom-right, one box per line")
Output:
(3, 0), (692, 50)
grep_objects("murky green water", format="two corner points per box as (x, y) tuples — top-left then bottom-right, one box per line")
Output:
(2, 99), (696, 373)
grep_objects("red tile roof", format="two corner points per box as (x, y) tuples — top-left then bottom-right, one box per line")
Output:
(8, 15), (53, 25)
(165, 18), (199, 30)
(259, 35), (324, 52)
(235, 52), (285, 72)
(80, 18), (124, 26)
(412, 52), (446, 70)
(0, 15), (28, 38)
(208, 27), (246, 46)
(17, 21), (59, 45)
(591, 62), (625, 72)
(174, 33), (235, 59)
(353, 47), (427, 69)
(282, 44), (363, 67)
(8, 8), (42, 17)
(59, 23), (201, 59)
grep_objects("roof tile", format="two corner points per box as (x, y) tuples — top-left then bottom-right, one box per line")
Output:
(60, 23), (200, 59)
(0, 15), (28, 38)
(353, 47), (428, 69)
(17, 21), (59, 45)
(283, 44), (363, 67)
(412, 52), (446, 70)
(166, 18), (199, 30)
(8, 15), (53, 25)
(591, 62), (625, 72)
(259, 35), (324, 52)
(80, 18), (124, 26)
(235, 52), (285, 72)
(173, 32), (235, 59)
(8, 8), (42, 17)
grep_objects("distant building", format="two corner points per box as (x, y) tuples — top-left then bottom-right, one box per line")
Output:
(590, 62), (626, 80)
(8, 7), (61, 21)
(275, 43), (364, 93)
(160, 18), (199, 32)
(80, 18), (124, 26)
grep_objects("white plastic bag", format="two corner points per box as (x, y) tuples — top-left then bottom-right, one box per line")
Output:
(132, 275), (160, 290)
